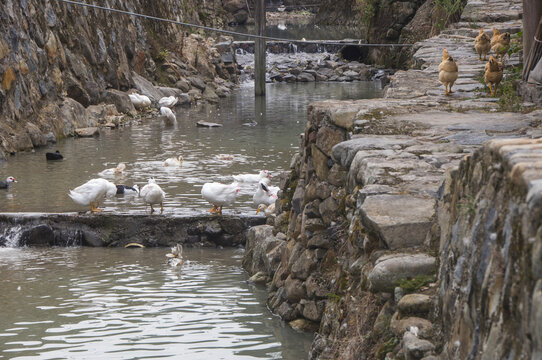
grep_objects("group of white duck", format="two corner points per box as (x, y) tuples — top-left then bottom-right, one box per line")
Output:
(67, 158), (279, 216)
(129, 93), (178, 124)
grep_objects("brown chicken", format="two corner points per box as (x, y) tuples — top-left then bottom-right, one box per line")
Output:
(474, 29), (491, 61)
(484, 55), (503, 96)
(442, 48), (451, 61)
(491, 31), (510, 62)
(438, 49), (459, 96)
(490, 28), (501, 47)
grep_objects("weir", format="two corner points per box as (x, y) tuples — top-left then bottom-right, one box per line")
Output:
(0, 213), (265, 248)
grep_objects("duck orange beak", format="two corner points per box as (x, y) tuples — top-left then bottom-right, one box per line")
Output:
(256, 208), (261, 214)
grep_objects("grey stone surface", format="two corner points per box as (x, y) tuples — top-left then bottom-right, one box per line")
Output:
(403, 332), (435, 360)
(397, 294), (432, 316)
(368, 254), (437, 293)
(360, 195), (435, 250)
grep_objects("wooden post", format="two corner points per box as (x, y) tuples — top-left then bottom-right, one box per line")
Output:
(254, 0), (266, 96)
(523, 0), (542, 61)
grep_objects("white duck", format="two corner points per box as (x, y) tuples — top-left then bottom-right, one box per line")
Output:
(160, 106), (176, 124)
(159, 96), (178, 108)
(164, 155), (183, 167)
(69, 178), (117, 213)
(253, 178), (278, 208)
(140, 178), (166, 214)
(129, 93), (152, 109)
(256, 203), (276, 217)
(98, 163), (126, 177)
(233, 170), (271, 183)
(201, 182), (240, 215)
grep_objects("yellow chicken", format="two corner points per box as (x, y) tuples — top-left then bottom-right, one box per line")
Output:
(484, 55), (503, 96)
(491, 32), (511, 62)
(474, 29), (491, 61)
(442, 48), (450, 61)
(438, 49), (459, 96)
(490, 28), (500, 47)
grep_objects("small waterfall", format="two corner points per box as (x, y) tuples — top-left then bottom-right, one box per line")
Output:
(288, 43), (298, 54)
(0, 225), (23, 248)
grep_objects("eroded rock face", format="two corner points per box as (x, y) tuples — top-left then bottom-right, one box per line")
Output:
(0, 0), (239, 157)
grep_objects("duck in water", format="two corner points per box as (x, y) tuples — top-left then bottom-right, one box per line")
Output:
(0, 176), (17, 189)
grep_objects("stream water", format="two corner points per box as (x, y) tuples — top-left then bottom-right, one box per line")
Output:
(0, 81), (382, 215)
(0, 80), (382, 359)
(0, 247), (312, 359)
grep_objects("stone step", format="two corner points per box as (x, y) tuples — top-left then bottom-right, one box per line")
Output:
(367, 253), (437, 293)
(360, 194), (435, 250)
(460, 0), (522, 23)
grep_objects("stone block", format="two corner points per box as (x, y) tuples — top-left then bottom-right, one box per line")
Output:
(403, 332), (435, 360)
(360, 194), (435, 250)
(368, 253), (437, 293)
(398, 294), (432, 316)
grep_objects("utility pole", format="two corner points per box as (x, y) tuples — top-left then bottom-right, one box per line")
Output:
(254, 0), (266, 96)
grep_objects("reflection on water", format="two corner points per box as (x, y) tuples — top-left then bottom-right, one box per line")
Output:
(0, 247), (313, 359)
(0, 82), (382, 215)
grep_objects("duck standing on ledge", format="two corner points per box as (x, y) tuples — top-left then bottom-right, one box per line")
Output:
(201, 182), (240, 215)
(68, 178), (117, 213)
(0, 176), (17, 189)
(140, 178), (166, 214)
(253, 178), (278, 208)
(46, 150), (63, 160)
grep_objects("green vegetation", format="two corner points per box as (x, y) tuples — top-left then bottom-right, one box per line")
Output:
(507, 31), (523, 57)
(397, 275), (434, 293)
(327, 292), (342, 303)
(154, 49), (170, 63)
(376, 336), (397, 359)
(458, 194), (476, 215)
(498, 65), (524, 112)
(434, 0), (465, 30)
(355, 0), (380, 27)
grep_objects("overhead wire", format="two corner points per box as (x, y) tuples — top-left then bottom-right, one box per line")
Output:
(55, 0), (412, 48)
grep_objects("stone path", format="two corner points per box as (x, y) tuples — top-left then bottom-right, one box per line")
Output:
(243, 0), (542, 358)
(318, 0), (537, 357)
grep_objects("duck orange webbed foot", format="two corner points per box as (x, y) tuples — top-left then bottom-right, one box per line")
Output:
(208, 205), (219, 214)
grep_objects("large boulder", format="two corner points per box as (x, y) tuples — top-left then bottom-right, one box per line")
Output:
(104, 89), (136, 115)
(243, 225), (286, 277)
(131, 72), (162, 102)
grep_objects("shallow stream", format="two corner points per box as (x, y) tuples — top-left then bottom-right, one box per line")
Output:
(0, 82), (382, 215)
(0, 247), (312, 359)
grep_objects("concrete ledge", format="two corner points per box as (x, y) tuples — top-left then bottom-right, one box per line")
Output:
(0, 212), (266, 248)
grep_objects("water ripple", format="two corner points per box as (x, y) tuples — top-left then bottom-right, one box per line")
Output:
(0, 247), (312, 359)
